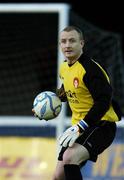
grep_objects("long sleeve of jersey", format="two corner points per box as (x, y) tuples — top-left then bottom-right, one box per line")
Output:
(83, 58), (112, 126)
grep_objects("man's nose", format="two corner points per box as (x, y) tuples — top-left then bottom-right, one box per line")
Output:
(65, 41), (71, 47)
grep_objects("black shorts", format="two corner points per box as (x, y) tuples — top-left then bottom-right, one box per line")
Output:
(58, 121), (116, 164)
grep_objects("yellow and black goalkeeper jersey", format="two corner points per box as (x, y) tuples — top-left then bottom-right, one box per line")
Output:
(59, 54), (121, 126)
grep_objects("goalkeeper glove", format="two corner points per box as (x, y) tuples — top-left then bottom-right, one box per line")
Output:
(59, 120), (88, 147)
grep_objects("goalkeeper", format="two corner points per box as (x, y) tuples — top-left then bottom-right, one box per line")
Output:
(52, 26), (122, 180)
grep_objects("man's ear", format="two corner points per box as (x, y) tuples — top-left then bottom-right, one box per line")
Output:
(81, 40), (84, 48)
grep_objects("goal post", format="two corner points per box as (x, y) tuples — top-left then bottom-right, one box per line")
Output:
(0, 3), (70, 137)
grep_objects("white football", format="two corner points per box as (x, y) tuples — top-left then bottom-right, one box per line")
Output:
(33, 91), (62, 120)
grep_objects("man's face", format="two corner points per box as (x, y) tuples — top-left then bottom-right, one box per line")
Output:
(59, 30), (84, 60)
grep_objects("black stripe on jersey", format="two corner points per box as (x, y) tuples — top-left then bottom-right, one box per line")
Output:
(78, 54), (113, 126)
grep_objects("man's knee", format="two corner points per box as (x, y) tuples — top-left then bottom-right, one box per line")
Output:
(63, 148), (78, 164)
(62, 144), (89, 165)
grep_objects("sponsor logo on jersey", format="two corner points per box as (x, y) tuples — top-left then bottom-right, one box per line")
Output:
(65, 90), (79, 103)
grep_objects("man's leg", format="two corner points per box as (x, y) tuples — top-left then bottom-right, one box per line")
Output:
(63, 143), (89, 180)
(52, 160), (65, 180)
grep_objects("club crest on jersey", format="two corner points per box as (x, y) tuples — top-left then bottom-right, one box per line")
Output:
(73, 77), (79, 88)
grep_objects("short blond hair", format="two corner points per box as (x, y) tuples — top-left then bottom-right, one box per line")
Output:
(62, 26), (84, 40)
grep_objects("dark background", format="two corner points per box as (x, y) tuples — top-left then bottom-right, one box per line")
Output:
(1, 0), (123, 36)
(1, 0), (123, 51)
(0, 0), (124, 116)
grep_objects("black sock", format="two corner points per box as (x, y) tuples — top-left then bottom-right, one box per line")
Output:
(64, 164), (83, 180)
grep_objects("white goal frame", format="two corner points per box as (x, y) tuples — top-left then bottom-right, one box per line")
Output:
(0, 3), (71, 137)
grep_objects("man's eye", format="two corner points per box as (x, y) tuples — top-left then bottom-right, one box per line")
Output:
(61, 40), (66, 43)
(70, 39), (75, 43)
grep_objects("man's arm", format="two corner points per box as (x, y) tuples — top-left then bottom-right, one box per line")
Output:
(83, 59), (112, 126)
(56, 84), (67, 102)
